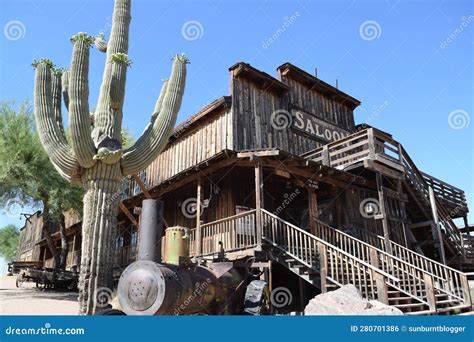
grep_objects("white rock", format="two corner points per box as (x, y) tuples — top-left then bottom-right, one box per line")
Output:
(304, 284), (403, 315)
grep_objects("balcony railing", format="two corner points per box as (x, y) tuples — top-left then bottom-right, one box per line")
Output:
(189, 210), (257, 257)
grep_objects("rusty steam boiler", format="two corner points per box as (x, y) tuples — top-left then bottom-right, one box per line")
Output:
(114, 200), (264, 316)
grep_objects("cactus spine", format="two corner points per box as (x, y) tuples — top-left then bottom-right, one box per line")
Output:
(32, 0), (187, 314)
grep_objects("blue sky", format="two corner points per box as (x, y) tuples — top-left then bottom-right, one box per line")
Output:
(0, 0), (473, 236)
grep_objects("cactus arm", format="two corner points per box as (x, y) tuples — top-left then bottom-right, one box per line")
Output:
(120, 55), (187, 176)
(95, 32), (108, 53)
(93, 0), (131, 145)
(61, 70), (70, 110)
(33, 63), (80, 181)
(69, 34), (97, 168)
(51, 71), (66, 135)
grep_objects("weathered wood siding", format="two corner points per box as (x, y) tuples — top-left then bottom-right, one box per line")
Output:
(145, 109), (233, 187)
(281, 77), (355, 131)
(231, 67), (357, 156)
(16, 212), (43, 261)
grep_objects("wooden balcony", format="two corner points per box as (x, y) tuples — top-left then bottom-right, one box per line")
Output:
(302, 127), (467, 216)
(189, 210), (258, 258)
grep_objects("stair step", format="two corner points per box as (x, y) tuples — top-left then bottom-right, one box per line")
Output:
(436, 304), (471, 314)
(395, 303), (427, 309)
(404, 309), (436, 315)
(436, 299), (461, 305)
(388, 296), (413, 302)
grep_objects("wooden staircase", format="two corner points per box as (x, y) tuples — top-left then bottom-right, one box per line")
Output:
(302, 127), (472, 266)
(261, 209), (472, 315)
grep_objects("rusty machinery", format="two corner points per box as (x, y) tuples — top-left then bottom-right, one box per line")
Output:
(112, 199), (267, 316)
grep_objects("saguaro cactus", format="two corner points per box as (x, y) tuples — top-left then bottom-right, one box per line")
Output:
(32, 0), (187, 314)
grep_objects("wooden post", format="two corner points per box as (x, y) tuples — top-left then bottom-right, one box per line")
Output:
(376, 172), (392, 254)
(460, 274), (471, 305)
(367, 128), (376, 160)
(369, 248), (379, 268)
(463, 216), (470, 235)
(317, 243), (327, 293)
(373, 272), (388, 304)
(322, 145), (330, 166)
(397, 180), (409, 247)
(308, 190), (319, 236)
(196, 177), (203, 256)
(255, 161), (263, 246)
(268, 260), (273, 313)
(423, 273), (437, 312)
(428, 186), (446, 265)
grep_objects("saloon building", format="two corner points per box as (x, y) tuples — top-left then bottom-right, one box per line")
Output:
(15, 62), (473, 315)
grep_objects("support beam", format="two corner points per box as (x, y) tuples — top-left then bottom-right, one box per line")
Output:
(132, 174), (151, 199)
(119, 202), (139, 227)
(429, 186), (447, 265)
(255, 160), (264, 246)
(308, 189), (319, 236)
(376, 172), (392, 254)
(196, 177), (203, 256)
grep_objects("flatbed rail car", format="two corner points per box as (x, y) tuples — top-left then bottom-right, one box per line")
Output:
(16, 267), (78, 290)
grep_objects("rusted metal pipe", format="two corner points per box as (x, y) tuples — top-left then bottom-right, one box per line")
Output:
(137, 199), (163, 262)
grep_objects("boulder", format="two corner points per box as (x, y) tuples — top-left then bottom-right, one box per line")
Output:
(304, 284), (403, 315)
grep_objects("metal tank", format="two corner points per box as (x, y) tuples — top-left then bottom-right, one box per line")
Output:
(117, 199), (244, 315)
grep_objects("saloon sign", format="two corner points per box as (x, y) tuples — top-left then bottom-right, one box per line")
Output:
(292, 109), (350, 143)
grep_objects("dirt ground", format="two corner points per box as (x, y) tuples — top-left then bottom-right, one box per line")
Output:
(0, 275), (79, 315)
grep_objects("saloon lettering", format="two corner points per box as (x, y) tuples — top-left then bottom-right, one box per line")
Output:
(293, 110), (349, 143)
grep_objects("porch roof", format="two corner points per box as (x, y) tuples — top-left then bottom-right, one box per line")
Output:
(121, 148), (374, 210)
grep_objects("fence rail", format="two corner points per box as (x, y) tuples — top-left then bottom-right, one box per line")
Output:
(314, 222), (471, 306)
(190, 210), (257, 257)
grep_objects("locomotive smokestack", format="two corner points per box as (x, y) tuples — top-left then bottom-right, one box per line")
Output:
(138, 199), (163, 262)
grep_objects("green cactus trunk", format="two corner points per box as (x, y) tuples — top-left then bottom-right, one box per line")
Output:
(33, 0), (187, 314)
(78, 163), (122, 315)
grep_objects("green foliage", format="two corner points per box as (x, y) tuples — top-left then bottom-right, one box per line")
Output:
(111, 53), (132, 67)
(121, 127), (135, 149)
(0, 225), (19, 261)
(31, 59), (55, 69)
(0, 101), (83, 222)
(70, 32), (95, 46)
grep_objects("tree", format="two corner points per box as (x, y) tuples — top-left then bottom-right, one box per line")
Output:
(0, 225), (20, 261)
(0, 101), (83, 268)
(32, 0), (187, 314)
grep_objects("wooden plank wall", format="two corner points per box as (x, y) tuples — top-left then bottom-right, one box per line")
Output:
(231, 72), (356, 155)
(16, 213), (43, 261)
(281, 77), (355, 131)
(145, 109), (233, 188)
